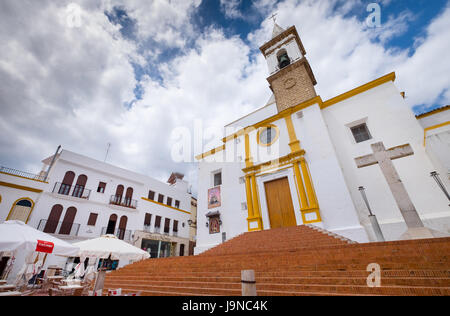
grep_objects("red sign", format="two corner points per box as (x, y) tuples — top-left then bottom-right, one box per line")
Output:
(36, 240), (54, 254)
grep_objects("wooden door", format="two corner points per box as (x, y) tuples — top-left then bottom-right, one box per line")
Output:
(59, 207), (77, 235)
(264, 177), (297, 229)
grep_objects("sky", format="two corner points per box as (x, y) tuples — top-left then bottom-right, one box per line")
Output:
(0, 0), (449, 196)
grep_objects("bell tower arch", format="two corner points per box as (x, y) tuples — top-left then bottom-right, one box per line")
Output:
(260, 23), (317, 113)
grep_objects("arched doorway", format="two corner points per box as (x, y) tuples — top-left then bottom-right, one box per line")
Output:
(7, 198), (34, 223)
(118, 216), (128, 240)
(106, 214), (118, 235)
(73, 175), (87, 198)
(44, 204), (63, 234)
(59, 207), (77, 235)
(59, 171), (75, 195)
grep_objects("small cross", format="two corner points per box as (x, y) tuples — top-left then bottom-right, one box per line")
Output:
(268, 13), (277, 24)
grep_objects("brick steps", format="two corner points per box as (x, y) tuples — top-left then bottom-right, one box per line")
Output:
(104, 225), (450, 296)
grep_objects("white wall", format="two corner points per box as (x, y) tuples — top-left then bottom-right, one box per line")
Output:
(322, 81), (450, 240)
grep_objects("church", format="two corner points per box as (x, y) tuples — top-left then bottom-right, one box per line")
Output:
(194, 22), (450, 254)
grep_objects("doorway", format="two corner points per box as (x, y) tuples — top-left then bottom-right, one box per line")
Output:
(264, 177), (297, 229)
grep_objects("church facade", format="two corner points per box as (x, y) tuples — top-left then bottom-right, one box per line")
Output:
(194, 23), (450, 254)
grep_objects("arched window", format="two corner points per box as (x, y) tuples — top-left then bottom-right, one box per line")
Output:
(59, 207), (77, 235)
(44, 204), (64, 234)
(277, 49), (290, 69)
(106, 214), (118, 235)
(118, 216), (128, 240)
(73, 175), (88, 198)
(124, 187), (134, 207)
(59, 171), (75, 195)
(7, 198), (34, 223)
(112, 185), (124, 205)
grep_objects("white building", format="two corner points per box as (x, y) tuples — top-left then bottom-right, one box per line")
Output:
(194, 23), (450, 254)
(0, 149), (193, 280)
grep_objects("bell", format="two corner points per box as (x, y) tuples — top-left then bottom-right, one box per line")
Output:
(279, 54), (290, 69)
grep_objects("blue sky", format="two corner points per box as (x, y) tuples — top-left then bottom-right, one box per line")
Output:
(106, 0), (449, 113)
(0, 0), (449, 188)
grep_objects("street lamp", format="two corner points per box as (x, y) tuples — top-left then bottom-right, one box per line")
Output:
(430, 171), (450, 203)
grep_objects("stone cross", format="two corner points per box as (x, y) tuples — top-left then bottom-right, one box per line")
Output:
(355, 142), (424, 229)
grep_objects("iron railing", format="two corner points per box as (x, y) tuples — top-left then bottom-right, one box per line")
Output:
(101, 227), (132, 241)
(109, 195), (137, 209)
(0, 166), (46, 182)
(52, 182), (91, 200)
(37, 219), (80, 237)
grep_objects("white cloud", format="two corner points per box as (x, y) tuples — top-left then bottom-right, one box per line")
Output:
(0, 0), (449, 195)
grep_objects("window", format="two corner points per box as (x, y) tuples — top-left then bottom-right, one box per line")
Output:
(148, 190), (155, 200)
(179, 244), (185, 257)
(144, 213), (152, 227)
(258, 126), (279, 146)
(175, 200), (180, 209)
(173, 220), (179, 233)
(155, 216), (162, 228)
(97, 182), (106, 193)
(164, 218), (171, 234)
(158, 194), (165, 204)
(7, 199), (34, 223)
(351, 123), (372, 143)
(214, 172), (222, 187)
(167, 197), (173, 207)
(87, 213), (98, 226)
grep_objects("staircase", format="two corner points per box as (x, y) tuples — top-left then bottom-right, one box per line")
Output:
(104, 225), (450, 296)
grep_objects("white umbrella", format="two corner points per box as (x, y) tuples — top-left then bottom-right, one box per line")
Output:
(0, 221), (79, 256)
(73, 235), (150, 262)
(0, 221), (79, 286)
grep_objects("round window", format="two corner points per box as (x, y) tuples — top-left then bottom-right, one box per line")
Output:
(258, 126), (278, 146)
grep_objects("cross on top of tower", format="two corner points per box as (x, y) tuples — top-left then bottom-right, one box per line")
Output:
(268, 12), (277, 24)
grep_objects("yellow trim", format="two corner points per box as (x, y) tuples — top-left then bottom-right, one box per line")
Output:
(423, 121), (450, 146)
(245, 174), (264, 232)
(243, 151), (304, 175)
(301, 208), (322, 224)
(195, 145), (226, 161)
(293, 162), (308, 209)
(300, 158), (319, 209)
(0, 181), (43, 193)
(284, 115), (302, 153)
(6, 197), (35, 224)
(141, 197), (191, 215)
(245, 133), (253, 168)
(321, 72), (396, 109)
(0, 171), (48, 184)
(416, 106), (449, 119)
(256, 124), (280, 147)
(245, 175), (254, 218)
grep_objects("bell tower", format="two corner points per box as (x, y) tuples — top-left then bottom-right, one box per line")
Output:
(260, 23), (317, 113)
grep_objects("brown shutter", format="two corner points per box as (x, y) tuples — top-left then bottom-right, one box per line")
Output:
(148, 191), (155, 200)
(158, 194), (164, 203)
(59, 207), (77, 235)
(87, 213), (98, 226)
(155, 216), (161, 228)
(173, 220), (178, 232)
(44, 205), (63, 234)
(164, 219), (170, 233)
(144, 213), (152, 226)
(167, 197), (173, 207)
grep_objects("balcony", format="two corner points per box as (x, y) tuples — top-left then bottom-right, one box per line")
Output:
(53, 182), (91, 200)
(37, 220), (80, 237)
(109, 195), (137, 209)
(0, 166), (46, 182)
(101, 227), (132, 241)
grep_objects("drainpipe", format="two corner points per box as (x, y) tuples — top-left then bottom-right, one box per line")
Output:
(44, 145), (61, 182)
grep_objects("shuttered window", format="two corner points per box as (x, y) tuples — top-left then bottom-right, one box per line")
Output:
(167, 197), (173, 207)
(158, 194), (165, 204)
(144, 213), (152, 226)
(87, 213), (98, 226)
(148, 191), (155, 200)
(164, 219), (171, 233)
(173, 220), (179, 232)
(97, 182), (106, 193)
(155, 216), (162, 228)
(175, 200), (180, 209)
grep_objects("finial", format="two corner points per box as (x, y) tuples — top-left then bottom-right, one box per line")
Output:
(268, 12), (278, 24)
